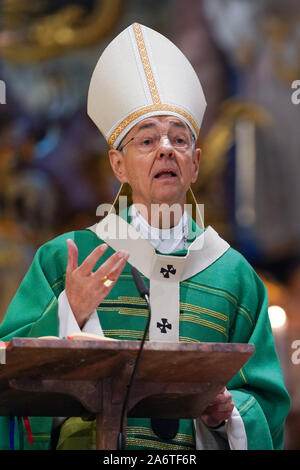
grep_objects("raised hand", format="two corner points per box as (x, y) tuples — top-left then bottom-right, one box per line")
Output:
(65, 239), (130, 328)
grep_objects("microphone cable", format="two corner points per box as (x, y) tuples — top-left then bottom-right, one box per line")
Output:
(117, 266), (151, 450)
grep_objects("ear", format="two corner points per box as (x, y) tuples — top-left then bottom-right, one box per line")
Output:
(191, 147), (201, 184)
(108, 149), (128, 183)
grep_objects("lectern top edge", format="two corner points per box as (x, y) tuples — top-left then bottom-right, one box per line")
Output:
(7, 336), (255, 355)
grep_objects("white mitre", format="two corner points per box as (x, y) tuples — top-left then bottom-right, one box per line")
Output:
(87, 22), (206, 149)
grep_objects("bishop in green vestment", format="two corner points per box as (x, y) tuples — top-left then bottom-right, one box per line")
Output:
(0, 23), (290, 450)
(0, 204), (291, 450)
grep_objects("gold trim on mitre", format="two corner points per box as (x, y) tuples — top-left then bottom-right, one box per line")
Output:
(108, 104), (200, 148)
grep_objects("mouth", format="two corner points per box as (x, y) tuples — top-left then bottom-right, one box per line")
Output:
(153, 169), (178, 179)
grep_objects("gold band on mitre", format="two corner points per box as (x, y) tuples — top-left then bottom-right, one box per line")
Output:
(107, 104), (200, 149)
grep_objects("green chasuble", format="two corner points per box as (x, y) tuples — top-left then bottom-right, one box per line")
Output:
(0, 217), (290, 450)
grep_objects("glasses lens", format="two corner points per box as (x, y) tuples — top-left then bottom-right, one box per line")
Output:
(135, 132), (159, 152)
(133, 128), (193, 152)
(168, 130), (192, 148)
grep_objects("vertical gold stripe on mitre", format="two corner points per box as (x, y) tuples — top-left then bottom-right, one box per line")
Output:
(132, 23), (161, 105)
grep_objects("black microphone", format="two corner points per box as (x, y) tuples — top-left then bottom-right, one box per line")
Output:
(117, 267), (151, 450)
(131, 266), (150, 302)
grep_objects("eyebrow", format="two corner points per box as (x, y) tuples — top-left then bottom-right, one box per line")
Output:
(136, 122), (157, 132)
(169, 121), (187, 130)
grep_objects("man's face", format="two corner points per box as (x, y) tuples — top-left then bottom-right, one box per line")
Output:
(109, 116), (201, 208)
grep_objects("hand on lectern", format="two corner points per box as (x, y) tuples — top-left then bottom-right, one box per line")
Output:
(200, 387), (234, 428)
(65, 239), (130, 328)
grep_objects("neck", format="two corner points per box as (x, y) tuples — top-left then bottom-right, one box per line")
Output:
(132, 201), (185, 229)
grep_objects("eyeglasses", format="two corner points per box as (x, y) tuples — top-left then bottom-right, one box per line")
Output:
(118, 129), (195, 153)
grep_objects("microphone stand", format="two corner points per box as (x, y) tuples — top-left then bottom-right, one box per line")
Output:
(117, 267), (151, 450)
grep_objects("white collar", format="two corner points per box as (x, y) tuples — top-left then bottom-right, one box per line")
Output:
(129, 204), (188, 254)
(91, 213), (230, 281)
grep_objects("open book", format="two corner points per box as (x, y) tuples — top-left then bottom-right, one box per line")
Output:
(0, 341), (7, 364)
(38, 332), (118, 341)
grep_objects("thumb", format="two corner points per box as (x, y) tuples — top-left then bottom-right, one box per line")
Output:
(66, 239), (78, 274)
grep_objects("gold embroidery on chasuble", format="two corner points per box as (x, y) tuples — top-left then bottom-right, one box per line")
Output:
(97, 283), (230, 343)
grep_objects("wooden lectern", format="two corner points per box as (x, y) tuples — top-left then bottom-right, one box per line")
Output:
(0, 338), (254, 450)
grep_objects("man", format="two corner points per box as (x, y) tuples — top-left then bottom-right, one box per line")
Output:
(0, 23), (290, 450)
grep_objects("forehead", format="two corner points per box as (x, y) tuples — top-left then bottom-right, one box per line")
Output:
(130, 116), (189, 134)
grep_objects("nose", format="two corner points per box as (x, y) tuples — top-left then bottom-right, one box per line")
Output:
(157, 135), (174, 158)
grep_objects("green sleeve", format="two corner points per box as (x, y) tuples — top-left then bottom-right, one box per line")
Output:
(0, 229), (104, 450)
(0, 235), (70, 340)
(0, 233), (72, 450)
(228, 267), (290, 449)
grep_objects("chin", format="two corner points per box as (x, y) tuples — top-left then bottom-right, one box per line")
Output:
(152, 191), (184, 206)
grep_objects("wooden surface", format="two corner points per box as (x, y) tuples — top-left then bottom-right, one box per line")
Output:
(0, 338), (254, 449)
(0, 337), (254, 418)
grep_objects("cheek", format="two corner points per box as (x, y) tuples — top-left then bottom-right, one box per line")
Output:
(180, 159), (195, 181)
(124, 160), (148, 187)
(123, 158), (136, 179)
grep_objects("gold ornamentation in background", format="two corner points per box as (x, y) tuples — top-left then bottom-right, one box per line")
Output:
(196, 99), (272, 188)
(0, 0), (123, 62)
(262, 15), (300, 85)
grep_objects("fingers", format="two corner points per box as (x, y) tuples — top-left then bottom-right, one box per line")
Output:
(207, 388), (229, 407)
(96, 254), (129, 296)
(201, 405), (233, 428)
(205, 401), (234, 415)
(94, 250), (130, 280)
(66, 239), (78, 273)
(64, 241), (130, 328)
(201, 411), (231, 428)
(67, 239), (130, 281)
(101, 253), (130, 283)
(201, 388), (234, 427)
(78, 243), (109, 276)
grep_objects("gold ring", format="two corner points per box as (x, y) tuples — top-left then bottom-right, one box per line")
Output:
(102, 275), (114, 288)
